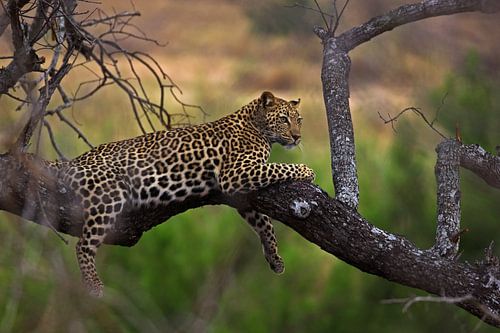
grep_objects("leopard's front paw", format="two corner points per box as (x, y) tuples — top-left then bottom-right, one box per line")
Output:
(298, 164), (315, 182)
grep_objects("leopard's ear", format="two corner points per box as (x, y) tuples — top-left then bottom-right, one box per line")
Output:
(261, 91), (275, 108)
(289, 98), (301, 107)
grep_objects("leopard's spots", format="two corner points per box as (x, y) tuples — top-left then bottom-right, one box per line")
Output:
(52, 91), (314, 297)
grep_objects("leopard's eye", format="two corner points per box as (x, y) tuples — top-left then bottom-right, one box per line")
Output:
(297, 117), (303, 125)
(279, 115), (289, 124)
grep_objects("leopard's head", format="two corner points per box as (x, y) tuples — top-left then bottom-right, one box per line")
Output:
(252, 91), (303, 148)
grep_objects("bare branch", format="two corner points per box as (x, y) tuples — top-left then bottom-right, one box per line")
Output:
(61, 8), (200, 132)
(50, 108), (94, 149)
(332, 0), (350, 35)
(339, 0), (500, 51)
(378, 106), (447, 139)
(0, 1), (204, 157)
(1, 0), (202, 160)
(80, 10), (140, 27)
(314, 0), (330, 31)
(431, 92), (448, 126)
(13, 62), (71, 151)
(0, 0), (45, 95)
(285, 2), (334, 19)
(43, 120), (67, 161)
(288, 0), (350, 36)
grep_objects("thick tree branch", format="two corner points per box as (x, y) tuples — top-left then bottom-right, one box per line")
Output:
(432, 140), (500, 259)
(339, 0), (500, 51)
(250, 182), (499, 327)
(319, 37), (358, 209)
(0, 152), (498, 326)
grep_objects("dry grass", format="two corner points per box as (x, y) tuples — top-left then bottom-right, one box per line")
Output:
(0, 0), (499, 156)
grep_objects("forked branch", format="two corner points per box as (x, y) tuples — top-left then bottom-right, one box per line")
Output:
(0, 0), (201, 155)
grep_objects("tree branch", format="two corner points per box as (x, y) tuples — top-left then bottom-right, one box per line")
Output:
(1, 1), (201, 157)
(0, 152), (498, 326)
(339, 0), (500, 51)
(247, 183), (500, 327)
(318, 36), (359, 209)
(378, 106), (447, 139)
(460, 143), (500, 189)
(381, 295), (474, 313)
(13, 63), (71, 151)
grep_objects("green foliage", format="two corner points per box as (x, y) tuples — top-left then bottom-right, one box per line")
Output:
(430, 51), (500, 150)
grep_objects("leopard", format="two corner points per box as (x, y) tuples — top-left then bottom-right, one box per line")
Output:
(55, 91), (315, 297)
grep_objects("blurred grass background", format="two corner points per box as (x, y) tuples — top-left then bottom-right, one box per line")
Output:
(0, 0), (499, 332)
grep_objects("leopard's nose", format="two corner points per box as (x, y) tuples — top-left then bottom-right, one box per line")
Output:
(292, 133), (301, 142)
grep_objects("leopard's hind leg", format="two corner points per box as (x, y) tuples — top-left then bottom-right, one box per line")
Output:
(74, 172), (128, 297)
(238, 209), (284, 274)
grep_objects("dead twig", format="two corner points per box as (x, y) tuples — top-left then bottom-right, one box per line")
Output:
(378, 106), (447, 139)
(286, 0), (350, 36)
(381, 294), (474, 313)
(43, 120), (67, 161)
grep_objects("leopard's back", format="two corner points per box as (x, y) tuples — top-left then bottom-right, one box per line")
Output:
(62, 122), (234, 210)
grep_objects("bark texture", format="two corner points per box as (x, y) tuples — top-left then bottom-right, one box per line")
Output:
(319, 37), (359, 209)
(434, 139), (461, 258)
(460, 143), (500, 189)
